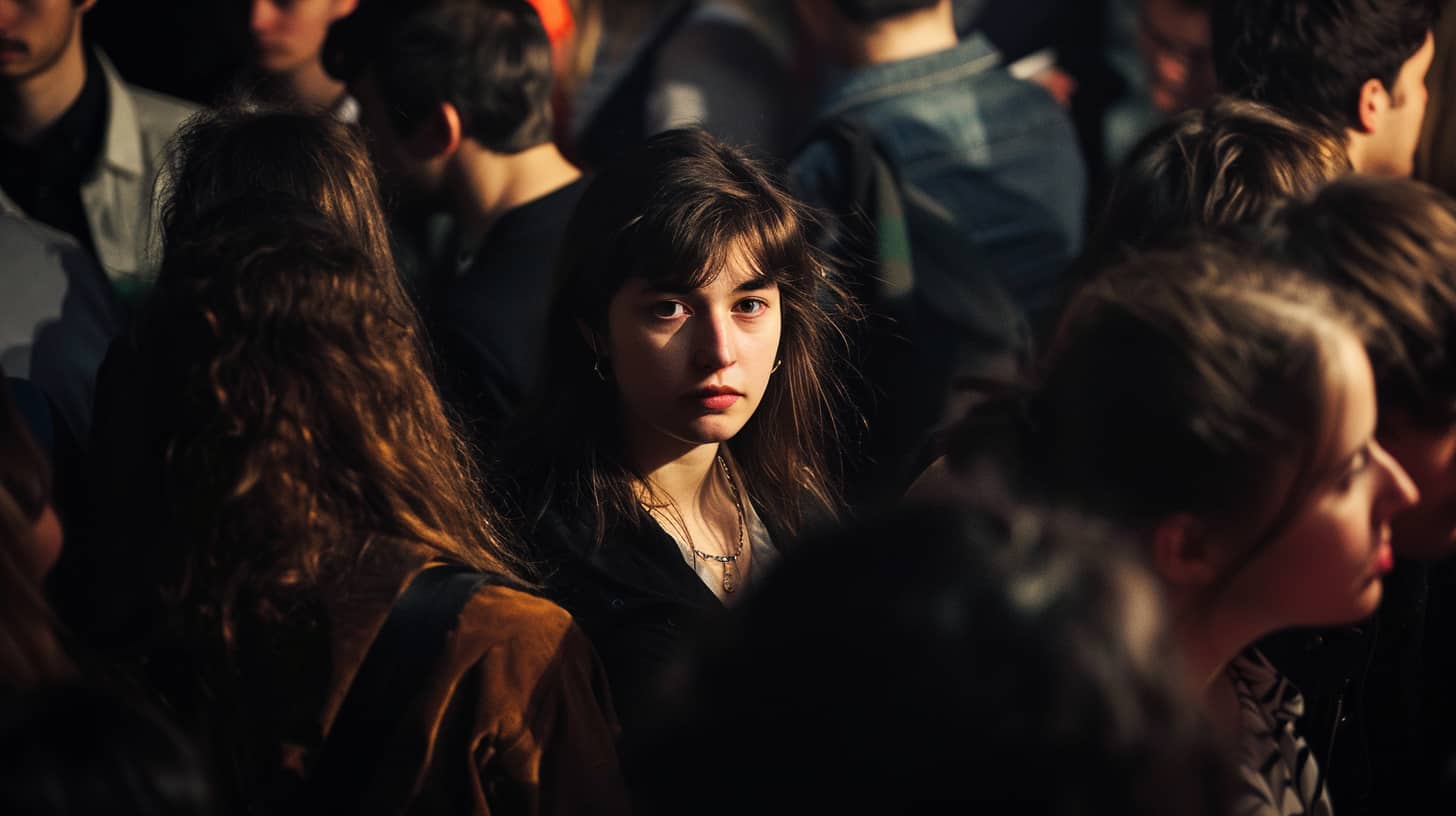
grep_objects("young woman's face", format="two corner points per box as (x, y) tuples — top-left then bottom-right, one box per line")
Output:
(1224, 328), (1419, 628)
(605, 250), (782, 462)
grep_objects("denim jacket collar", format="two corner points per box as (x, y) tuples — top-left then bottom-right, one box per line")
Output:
(816, 34), (1002, 121)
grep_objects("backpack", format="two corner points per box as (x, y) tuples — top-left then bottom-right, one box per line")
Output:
(795, 116), (1032, 505)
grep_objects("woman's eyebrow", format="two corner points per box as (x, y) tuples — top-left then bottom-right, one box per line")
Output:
(734, 275), (775, 292)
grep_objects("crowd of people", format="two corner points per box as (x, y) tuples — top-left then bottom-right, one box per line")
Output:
(3, 0), (1456, 813)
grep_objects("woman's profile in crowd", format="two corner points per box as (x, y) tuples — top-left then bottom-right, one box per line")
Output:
(929, 246), (1417, 815)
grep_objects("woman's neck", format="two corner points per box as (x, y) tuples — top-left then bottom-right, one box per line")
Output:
(1171, 598), (1266, 729)
(638, 443), (720, 515)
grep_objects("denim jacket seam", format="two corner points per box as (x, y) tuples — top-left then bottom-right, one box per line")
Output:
(820, 51), (1001, 120)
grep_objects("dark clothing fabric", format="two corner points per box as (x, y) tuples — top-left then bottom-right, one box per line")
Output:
(433, 178), (588, 444)
(791, 36), (1087, 317)
(1260, 558), (1456, 814)
(150, 547), (631, 816)
(0, 50), (108, 259)
(528, 502), (725, 739)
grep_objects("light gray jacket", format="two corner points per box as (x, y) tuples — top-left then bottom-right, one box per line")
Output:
(0, 52), (196, 304)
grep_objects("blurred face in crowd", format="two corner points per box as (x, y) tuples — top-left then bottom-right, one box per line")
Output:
(250, 0), (357, 76)
(605, 248), (782, 463)
(1357, 31), (1434, 177)
(1213, 328), (1417, 629)
(0, 0), (92, 83)
(1137, 0), (1214, 114)
(1381, 414), (1456, 560)
(349, 71), (447, 213)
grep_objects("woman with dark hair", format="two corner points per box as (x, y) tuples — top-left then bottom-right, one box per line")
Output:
(83, 105), (410, 647)
(511, 127), (854, 734)
(929, 246), (1418, 816)
(131, 108), (628, 815)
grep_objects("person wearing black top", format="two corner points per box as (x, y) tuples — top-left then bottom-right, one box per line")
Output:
(324, 0), (585, 443)
(508, 128), (856, 741)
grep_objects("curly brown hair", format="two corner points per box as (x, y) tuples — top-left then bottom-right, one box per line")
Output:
(144, 109), (526, 652)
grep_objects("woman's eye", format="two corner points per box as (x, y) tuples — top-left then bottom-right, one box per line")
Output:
(1338, 447), (1373, 492)
(650, 301), (687, 319)
(736, 298), (768, 315)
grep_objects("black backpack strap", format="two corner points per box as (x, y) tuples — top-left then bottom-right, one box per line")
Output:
(300, 564), (497, 813)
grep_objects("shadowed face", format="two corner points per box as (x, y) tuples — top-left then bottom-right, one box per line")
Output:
(605, 247), (782, 465)
(0, 0), (90, 83)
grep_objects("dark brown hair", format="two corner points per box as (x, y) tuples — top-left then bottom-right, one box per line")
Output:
(1212, 0), (1435, 136)
(950, 245), (1373, 602)
(325, 0), (555, 152)
(161, 106), (395, 270)
(517, 128), (855, 542)
(144, 108), (526, 653)
(1088, 97), (1350, 268)
(1270, 175), (1456, 427)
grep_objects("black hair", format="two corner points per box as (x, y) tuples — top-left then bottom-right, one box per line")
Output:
(1212, 0), (1435, 135)
(323, 0), (554, 152)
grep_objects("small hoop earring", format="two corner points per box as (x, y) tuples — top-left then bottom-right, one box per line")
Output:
(593, 357), (609, 382)
(770, 359), (783, 374)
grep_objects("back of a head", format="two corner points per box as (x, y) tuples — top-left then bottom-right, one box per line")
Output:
(952, 245), (1362, 540)
(635, 502), (1233, 815)
(0, 686), (214, 816)
(324, 0), (555, 152)
(828, 0), (943, 24)
(1270, 175), (1456, 427)
(1089, 97), (1350, 268)
(1212, 0), (1434, 135)
(144, 199), (518, 651)
(162, 105), (394, 271)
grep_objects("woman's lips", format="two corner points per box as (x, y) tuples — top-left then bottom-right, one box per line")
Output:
(685, 387), (743, 411)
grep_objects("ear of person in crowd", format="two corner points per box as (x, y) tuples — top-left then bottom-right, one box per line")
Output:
(934, 246), (1418, 813)
(1087, 96), (1351, 271)
(1211, 0), (1436, 177)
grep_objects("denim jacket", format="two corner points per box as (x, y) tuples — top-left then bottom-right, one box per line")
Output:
(0, 52), (196, 305)
(791, 35), (1086, 314)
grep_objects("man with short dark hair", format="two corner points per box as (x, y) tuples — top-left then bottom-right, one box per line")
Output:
(0, 0), (195, 304)
(1212, 0), (1436, 176)
(326, 0), (583, 440)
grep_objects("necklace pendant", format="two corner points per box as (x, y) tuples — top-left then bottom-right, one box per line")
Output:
(721, 560), (738, 594)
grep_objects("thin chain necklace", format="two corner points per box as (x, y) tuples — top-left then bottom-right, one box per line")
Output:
(681, 455), (747, 595)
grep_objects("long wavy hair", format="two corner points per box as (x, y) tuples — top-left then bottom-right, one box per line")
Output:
(515, 128), (856, 544)
(143, 108), (526, 654)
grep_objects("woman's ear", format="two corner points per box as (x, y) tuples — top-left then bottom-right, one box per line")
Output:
(1151, 514), (1220, 589)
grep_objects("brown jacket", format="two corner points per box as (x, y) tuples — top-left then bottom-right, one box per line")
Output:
(193, 552), (631, 816)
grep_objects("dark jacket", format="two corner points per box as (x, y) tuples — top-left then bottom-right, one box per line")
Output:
(1260, 558), (1456, 814)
